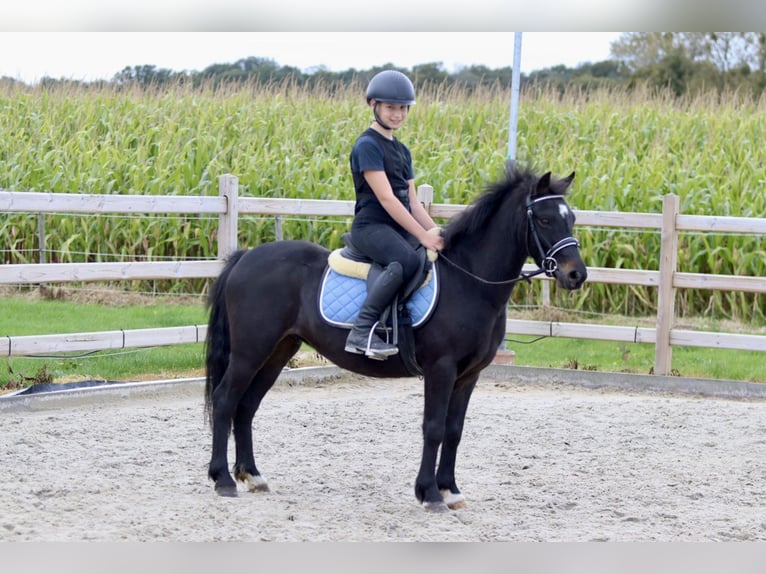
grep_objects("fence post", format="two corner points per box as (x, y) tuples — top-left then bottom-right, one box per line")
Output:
(654, 193), (680, 375)
(218, 174), (239, 259)
(37, 213), (47, 264)
(417, 184), (433, 214)
(540, 280), (551, 307)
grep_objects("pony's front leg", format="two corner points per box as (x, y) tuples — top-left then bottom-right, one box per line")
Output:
(415, 427), (445, 511)
(435, 374), (479, 510)
(415, 366), (457, 512)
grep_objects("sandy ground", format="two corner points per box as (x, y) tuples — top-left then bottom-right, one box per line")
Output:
(2, 371), (766, 542)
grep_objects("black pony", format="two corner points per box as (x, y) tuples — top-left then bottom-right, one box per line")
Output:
(204, 165), (587, 511)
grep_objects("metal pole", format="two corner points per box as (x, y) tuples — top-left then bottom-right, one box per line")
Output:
(508, 33), (549, 306)
(508, 32), (523, 162)
(499, 32), (524, 358)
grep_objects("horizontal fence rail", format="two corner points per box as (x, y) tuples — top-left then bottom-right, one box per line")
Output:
(0, 261), (224, 283)
(1, 325), (208, 356)
(2, 174), (766, 377)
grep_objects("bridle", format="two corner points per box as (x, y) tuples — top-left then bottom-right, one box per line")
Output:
(526, 195), (580, 278)
(438, 194), (580, 286)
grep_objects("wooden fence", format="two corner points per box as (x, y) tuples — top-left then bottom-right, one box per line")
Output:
(2, 174), (766, 377)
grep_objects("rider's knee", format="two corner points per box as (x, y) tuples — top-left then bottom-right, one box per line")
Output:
(385, 260), (404, 281)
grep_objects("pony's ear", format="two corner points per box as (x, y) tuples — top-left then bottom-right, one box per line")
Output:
(546, 171), (575, 195)
(557, 171), (575, 192)
(535, 172), (552, 196)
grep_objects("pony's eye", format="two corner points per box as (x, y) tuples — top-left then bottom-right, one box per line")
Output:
(539, 217), (550, 225)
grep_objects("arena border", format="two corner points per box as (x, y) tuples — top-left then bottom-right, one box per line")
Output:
(0, 366), (343, 414)
(1, 364), (764, 414)
(481, 365), (766, 401)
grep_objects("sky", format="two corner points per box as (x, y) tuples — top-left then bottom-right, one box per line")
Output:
(4, 0), (764, 85)
(0, 32), (622, 85)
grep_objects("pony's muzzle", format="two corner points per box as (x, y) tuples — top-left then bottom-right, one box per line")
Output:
(556, 261), (587, 290)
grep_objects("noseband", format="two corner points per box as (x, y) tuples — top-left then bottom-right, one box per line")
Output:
(526, 195), (580, 278)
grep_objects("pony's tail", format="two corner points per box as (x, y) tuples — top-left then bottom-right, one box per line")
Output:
(204, 249), (246, 427)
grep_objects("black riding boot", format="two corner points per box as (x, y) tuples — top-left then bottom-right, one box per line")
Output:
(345, 262), (404, 360)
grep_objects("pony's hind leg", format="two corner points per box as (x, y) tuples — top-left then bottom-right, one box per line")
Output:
(208, 350), (271, 496)
(208, 366), (245, 497)
(232, 337), (302, 493)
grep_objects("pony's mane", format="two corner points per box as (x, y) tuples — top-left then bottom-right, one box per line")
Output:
(443, 165), (550, 247)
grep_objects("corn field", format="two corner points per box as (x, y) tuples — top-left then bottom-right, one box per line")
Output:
(1, 80), (765, 322)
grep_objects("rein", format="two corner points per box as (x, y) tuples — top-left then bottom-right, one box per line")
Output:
(438, 253), (546, 286)
(438, 194), (579, 287)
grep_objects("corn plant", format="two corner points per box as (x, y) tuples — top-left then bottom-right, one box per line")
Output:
(1, 80), (764, 322)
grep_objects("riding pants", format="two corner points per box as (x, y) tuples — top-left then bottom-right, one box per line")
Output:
(349, 222), (421, 285)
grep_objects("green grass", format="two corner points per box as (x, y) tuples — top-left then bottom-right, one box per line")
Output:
(1, 292), (763, 390)
(1, 292), (207, 388)
(0, 293), (206, 333)
(504, 335), (765, 383)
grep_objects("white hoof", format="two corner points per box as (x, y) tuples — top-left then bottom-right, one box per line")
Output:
(440, 489), (466, 509)
(241, 473), (270, 493)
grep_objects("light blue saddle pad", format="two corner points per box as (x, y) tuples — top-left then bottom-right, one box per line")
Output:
(319, 263), (439, 329)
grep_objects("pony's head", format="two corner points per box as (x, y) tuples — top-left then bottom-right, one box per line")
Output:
(442, 165), (587, 290)
(524, 169), (587, 290)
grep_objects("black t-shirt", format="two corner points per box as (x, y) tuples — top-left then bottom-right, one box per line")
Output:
(350, 128), (414, 228)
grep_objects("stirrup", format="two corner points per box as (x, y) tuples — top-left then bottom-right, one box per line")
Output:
(345, 323), (398, 360)
(364, 341), (399, 360)
(363, 327), (398, 360)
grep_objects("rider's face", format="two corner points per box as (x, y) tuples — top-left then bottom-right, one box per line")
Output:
(371, 100), (409, 129)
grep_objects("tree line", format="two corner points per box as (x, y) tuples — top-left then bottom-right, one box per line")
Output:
(4, 33), (766, 98)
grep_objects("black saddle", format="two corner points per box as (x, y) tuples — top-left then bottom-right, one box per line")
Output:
(340, 233), (432, 377)
(340, 233), (431, 303)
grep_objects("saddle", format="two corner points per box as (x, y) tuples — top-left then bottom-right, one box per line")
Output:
(319, 233), (439, 376)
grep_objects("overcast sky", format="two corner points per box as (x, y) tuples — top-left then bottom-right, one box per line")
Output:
(4, 0), (764, 84)
(0, 32), (621, 84)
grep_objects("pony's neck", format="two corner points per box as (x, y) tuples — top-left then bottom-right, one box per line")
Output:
(446, 202), (529, 294)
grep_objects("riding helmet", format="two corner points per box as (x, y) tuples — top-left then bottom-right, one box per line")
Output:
(365, 70), (416, 105)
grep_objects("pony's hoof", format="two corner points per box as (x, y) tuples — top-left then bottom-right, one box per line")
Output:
(215, 484), (238, 497)
(440, 489), (467, 510)
(241, 474), (270, 493)
(422, 500), (450, 513)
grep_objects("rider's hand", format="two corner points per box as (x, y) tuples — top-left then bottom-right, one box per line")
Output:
(422, 227), (444, 254)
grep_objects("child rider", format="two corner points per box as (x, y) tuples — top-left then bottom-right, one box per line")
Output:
(344, 70), (444, 360)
